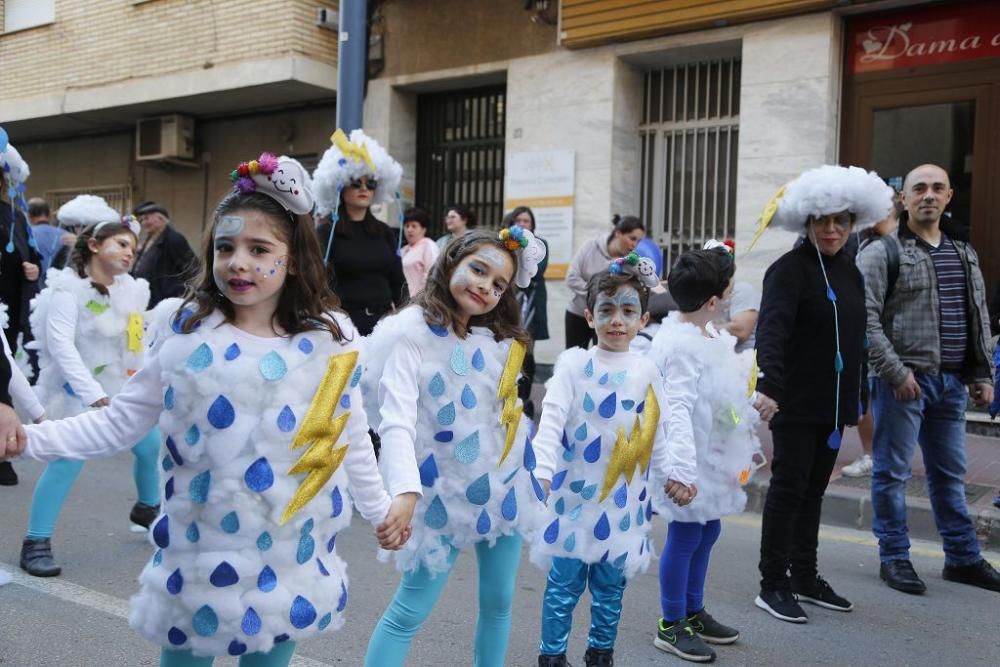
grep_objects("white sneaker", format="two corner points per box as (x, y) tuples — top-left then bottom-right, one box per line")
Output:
(841, 454), (872, 477)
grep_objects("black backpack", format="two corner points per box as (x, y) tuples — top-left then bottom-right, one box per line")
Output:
(879, 235), (900, 300)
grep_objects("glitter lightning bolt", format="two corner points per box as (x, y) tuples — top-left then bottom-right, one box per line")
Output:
(279, 350), (357, 525)
(747, 350), (759, 399)
(496, 339), (527, 466)
(598, 384), (660, 503)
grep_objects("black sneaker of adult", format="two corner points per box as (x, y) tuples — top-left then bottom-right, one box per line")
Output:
(687, 609), (739, 644)
(129, 502), (160, 530)
(792, 575), (853, 611)
(942, 559), (1000, 593)
(583, 647), (613, 667)
(879, 559), (926, 594)
(654, 618), (716, 663)
(538, 654), (571, 667)
(20, 538), (62, 577)
(0, 461), (18, 486)
(754, 590), (808, 624)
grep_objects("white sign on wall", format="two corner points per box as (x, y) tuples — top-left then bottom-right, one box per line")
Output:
(504, 150), (575, 279)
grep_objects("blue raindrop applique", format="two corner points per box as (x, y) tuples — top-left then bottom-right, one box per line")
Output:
(221, 511), (240, 534)
(257, 565), (277, 592)
(164, 385), (175, 410)
(611, 370), (627, 386)
(569, 504), (584, 521)
(168, 627), (187, 646)
(428, 323), (449, 337)
(554, 497), (566, 515)
(290, 596), (317, 629)
(437, 402), (456, 426)
(476, 509), (492, 535)
(165, 436), (184, 467)
(186, 522), (200, 543)
(466, 473), (492, 505)
(434, 431), (453, 443)
(619, 513), (631, 531)
(350, 364), (363, 388)
(599, 392), (617, 418)
(153, 515), (170, 548)
(244, 458), (274, 492)
(337, 581), (348, 612)
(424, 496), (448, 529)
(224, 343), (241, 361)
(551, 469), (568, 490)
(209, 561), (239, 587)
(621, 399), (635, 411)
(471, 348), (485, 371)
(574, 423), (588, 441)
(228, 640), (248, 656)
(207, 396), (235, 429)
(331, 486), (344, 518)
(543, 518), (560, 544)
(297, 533), (315, 565)
(523, 438), (536, 471)
(599, 373), (609, 385)
(316, 558), (329, 576)
(164, 477), (175, 501)
(583, 393), (595, 412)
(242, 607), (262, 636)
(450, 346), (469, 376)
(258, 351), (288, 381)
(429, 372), (446, 397)
(184, 424), (200, 446)
(569, 479), (585, 493)
(340, 394), (351, 410)
(531, 473), (545, 501)
(455, 431), (480, 464)
(584, 359), (594, 378)
(594, 513), (611, 540)
(613, 483), (628, 508)
(277, 405), (296, 432)
(461, 384), (477, 409)
(564, 533), (577, 552)
(298, 338), (314, 354)
(187, 343), (213, 372)
(193, 605), (219, 636)
(583, 437), (601, 463)
(318, 612), (333, 630)
(580, 484), (598, 500)
(501, 487), (517, 521)
(166, 568), (183, 594)
(189, 471), (211, 504)
(257, 532), (272, 551)
(419, 454), (439, 487)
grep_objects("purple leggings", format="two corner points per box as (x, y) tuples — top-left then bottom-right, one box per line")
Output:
(659, 520), (722, 622)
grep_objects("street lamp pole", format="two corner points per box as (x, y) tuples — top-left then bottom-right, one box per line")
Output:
(335, 0), (367, 132)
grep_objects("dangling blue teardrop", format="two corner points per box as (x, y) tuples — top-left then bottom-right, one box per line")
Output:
(827, 429), (842, 450)
(826, 285), (838, 303)
(834, 351), (844, 373)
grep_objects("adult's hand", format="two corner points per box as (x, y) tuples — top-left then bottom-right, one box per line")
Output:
(22, 262), (39, 281)
(0, 404), (26, 459)
(969, 382), (994, 408)
(90, 397), (110, 408)
(665, 480), (697, 506)
(893, 371), (922, 402)
(754, 392), (779, 422)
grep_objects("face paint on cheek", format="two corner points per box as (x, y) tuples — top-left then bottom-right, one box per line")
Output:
(594, 288), (642, 326)
(215, 215), (244, 239)
(450, 266), (473, 291)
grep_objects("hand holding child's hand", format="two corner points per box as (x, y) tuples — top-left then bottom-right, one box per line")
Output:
(754, 392), (779, 422)
(90, 397), (110, 408)
(0, 404), (26, 460)
(376, 492), (419, 551)
(664, 480), (697, 507)
(540, 478), (551, 499)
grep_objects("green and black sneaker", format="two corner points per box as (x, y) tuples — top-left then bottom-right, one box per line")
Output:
(687, 609), (739, 645)
(654, 618), (716, 663)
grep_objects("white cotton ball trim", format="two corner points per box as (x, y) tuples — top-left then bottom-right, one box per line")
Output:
(56, 194), (120, 228)
(772, 165), (894, 231)
(311, 129), (403, 215)
(0, 144), (29, 182)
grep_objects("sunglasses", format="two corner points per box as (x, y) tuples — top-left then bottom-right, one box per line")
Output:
(347, 178), (379, 191)
(809, 212), (853, 229)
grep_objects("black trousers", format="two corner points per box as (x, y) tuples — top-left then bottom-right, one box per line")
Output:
(564, 310), (596, 350)
(758, 422), (841, 591)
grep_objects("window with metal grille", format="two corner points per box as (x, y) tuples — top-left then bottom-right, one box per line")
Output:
(416, 85), (506, 238)
(45, 185), (133, 220)
(639, 58), (740, 272)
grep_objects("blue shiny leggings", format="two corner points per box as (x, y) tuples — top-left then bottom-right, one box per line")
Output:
(26, 428), (161, 539)
(659, 520), (722, 622)
(159, 641), (296, 667)
(539, 557), (627, 656)
(365, 533), (522, 667)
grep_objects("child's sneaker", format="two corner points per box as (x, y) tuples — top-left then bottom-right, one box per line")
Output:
(686, 609), (739, 644)
(654, 618), (716, 663)
(584, 647), (613, 666)
(792, 575), (853, 611)
(538, 655), (571, 667)
(840, 454), (872, 477)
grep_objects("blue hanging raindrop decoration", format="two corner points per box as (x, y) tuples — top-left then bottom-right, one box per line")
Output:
(323, 185), (343, 264)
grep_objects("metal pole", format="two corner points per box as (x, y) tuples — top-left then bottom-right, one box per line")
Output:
(336, 0), (367, 132)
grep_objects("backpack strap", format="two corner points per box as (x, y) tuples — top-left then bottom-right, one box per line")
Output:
(880, 234), (900, 300)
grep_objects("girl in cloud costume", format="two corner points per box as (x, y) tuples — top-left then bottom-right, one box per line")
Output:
(17, 153), (409, 666)
(19, 204), (161, 578)
(362, 226), (547, 667)
(532, 258), (698, 667)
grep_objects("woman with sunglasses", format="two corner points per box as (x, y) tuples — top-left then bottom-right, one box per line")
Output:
(313, 130), (406, 336)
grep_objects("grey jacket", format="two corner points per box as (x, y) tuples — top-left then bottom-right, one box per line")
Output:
(856, 224), (994, 387)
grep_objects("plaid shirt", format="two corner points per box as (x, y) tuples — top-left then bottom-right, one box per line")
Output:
(856, 225), (994, 387)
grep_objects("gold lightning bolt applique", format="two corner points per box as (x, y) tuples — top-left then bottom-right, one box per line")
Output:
(598, 384), (660, 503)
(127, 313), (144, 353)
(496, 339), (526, 466)
(747, 350), (759, 399)
(279, 350), (357, 525)
(330, 129), (375, 172)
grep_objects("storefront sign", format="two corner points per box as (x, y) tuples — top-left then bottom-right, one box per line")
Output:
(848, 1), (1000, 75)
(504, 150), (575, 279)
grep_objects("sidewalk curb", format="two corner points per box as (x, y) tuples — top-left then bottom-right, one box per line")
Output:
(745, 475), (1000, 551)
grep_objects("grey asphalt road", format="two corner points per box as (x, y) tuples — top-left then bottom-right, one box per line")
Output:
(2, 455), (999, 667)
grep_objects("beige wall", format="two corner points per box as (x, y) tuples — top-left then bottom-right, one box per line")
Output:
(18, 106), (338, 242)
(377, 0), (558, 78)
(0, 0), (338, 101)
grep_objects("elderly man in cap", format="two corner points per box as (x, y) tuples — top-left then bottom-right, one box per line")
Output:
(131, 201), (198, 308)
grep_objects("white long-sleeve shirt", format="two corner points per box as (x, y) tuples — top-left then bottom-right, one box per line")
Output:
(46, 289), (107, 406)
(1, 331), (44, 421)
(376, 334), (424, 498)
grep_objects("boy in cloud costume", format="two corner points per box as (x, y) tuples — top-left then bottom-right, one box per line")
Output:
(531, 254), (697, 667)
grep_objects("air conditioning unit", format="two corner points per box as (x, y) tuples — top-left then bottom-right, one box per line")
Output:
(136, 114), (195, 162)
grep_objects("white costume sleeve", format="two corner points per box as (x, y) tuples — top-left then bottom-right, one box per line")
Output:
(375, 335), (425, 498)
(22, 354), (164, 462)
(47, 290), (106, 406)
(656, 356), (699, 486)
(533, 361), (575, 482)
(1, 332), (44, 421)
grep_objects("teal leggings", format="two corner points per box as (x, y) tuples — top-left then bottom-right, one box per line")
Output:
(26, 428), (161, 539)
(365, 533), (522, 667)
(159, 641), (296, 667)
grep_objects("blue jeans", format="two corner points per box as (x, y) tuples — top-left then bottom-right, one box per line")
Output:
(871, 373), (980, 566)
(539, 557), (627, 656)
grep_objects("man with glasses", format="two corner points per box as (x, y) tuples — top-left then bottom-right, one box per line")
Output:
(858, 163), (1000, 595)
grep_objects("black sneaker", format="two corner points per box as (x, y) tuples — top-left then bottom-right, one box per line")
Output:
(687, 609), (739, 644)
(584, 647), (613, 667)
(538, 655), (571, 667)
(942, 559), (1000, 593)
(754, 590), (808, 623)
(654, 618), (716, 663)
(20, 538), (62, 577)
(792, 575), (853, 611)
(0, 461), (18, 486)
(129, 502), (160, 530)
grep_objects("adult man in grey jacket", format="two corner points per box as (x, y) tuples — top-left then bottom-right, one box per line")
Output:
(857, 164), (1000, 595)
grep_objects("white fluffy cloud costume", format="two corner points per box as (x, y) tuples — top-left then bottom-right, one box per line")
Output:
(28, 267), (150, 418)
(649, 314), (764, 523)
(56, 194), (120, 227)
(363, 305), (544, 574)
(311, 129), (403, 216)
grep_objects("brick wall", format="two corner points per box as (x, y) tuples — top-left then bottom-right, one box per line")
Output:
(0, 0), (338, 101)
